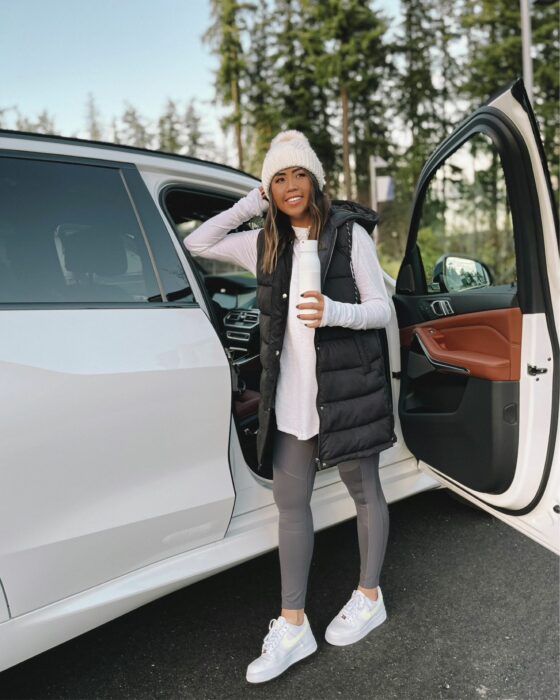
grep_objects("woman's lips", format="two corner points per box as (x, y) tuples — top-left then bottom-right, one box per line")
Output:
(285, 196), (304, 206)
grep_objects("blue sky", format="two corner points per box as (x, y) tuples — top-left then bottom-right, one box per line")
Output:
(1, 0), (401, 152)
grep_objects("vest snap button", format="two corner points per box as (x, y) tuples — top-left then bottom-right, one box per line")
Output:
(322, 462), (327, 467)
(320, 405), (324, 410)
(275, 350), (280, 356)
(282, 293), (287, 299)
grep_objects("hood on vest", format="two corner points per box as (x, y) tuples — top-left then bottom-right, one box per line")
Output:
(329, 200), (379, 235)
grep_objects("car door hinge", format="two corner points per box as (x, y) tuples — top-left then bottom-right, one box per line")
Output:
(527, 364), (548, 376)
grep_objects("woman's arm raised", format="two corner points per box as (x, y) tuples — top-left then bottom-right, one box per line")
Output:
(183, 187), (268, 277)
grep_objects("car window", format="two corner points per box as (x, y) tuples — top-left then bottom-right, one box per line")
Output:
(164, 187), (261, 309)
(416, 132), (516, 294)
(178, 218), (262, 279)
(0, 156), (161, 304)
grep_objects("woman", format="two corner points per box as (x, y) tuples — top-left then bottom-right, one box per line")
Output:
(184, 130), (394, 684)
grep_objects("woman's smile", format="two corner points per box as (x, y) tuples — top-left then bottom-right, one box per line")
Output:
(285, 195), (304, 205)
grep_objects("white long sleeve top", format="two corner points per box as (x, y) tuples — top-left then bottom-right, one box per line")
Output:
(183, 188), (391, 441)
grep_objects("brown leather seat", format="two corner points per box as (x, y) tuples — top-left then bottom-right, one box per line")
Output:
(235, 388), (260, 420)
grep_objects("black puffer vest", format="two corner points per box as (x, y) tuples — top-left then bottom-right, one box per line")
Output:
(255, 203), (396, 473)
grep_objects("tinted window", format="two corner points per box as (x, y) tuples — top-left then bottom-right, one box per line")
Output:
(0, 157), (161, 303)
(416, 133), (516, 293)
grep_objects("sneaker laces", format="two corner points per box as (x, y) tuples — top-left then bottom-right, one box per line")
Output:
(261, 617), (289, 654)
(338, 590), (367, 624)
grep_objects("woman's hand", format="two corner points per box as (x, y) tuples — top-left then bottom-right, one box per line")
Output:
(254, 185), (269, 214)
(297, 291), (324, 328)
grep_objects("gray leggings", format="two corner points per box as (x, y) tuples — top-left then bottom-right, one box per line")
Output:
(272, 429), (389, 610)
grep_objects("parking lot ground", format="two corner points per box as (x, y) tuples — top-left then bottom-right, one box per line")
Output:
(1, 489), (558, 700)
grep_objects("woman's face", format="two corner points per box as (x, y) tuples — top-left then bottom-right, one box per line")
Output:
(269, 167), (313, 225)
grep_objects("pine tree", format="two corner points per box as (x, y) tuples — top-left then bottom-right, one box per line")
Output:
(120, 104), (152, 148)
(85, 93), (103, 141)
(243, 0), (282, 176)
(0, 106), (15, 129)
(377, 0), (440, 266)
(15, 109), (57, 135)
(460, 0), (523, 104)
(262, 0), (338, 191)
(300, 0), (389, 199)
(204, 0), (255, 170)
(429, 0), (466, 137)
(460, 0), (523, 257)
(157, 99), (182, 153)
(110, 117), (121, 145)
(391, 0), (440, 190)
(183, 99), (206, 157)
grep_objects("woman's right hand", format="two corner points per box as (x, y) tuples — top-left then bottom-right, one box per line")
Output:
(244, 186), (269, 216)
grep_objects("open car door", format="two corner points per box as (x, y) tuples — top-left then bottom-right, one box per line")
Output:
(394, 80), (559, 554)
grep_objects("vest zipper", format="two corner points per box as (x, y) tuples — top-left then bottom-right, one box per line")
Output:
(315, 223), (341, 469)
(315, 340), (325, 468)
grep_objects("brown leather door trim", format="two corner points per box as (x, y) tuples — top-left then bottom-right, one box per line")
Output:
(400, 307), (522, 381)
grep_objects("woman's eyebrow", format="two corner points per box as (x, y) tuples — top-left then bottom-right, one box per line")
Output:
(274, 168), (305, 177)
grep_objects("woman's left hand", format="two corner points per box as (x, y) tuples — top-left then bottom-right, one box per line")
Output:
(297, 291), (324, 328)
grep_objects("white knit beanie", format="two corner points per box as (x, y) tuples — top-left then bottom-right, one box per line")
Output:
(261, 130), (325, 195)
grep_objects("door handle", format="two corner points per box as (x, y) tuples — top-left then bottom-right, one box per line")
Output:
(414, 330), (469, 375)
(430, 299), (454, 317)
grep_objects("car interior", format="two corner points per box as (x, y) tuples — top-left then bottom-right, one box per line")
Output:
(163, 186), (266, 475)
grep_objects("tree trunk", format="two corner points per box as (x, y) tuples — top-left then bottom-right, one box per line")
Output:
(341, 84), (352, 199)
(232, 78), (244, 170)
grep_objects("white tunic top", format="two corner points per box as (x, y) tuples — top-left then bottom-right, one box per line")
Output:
(183, 188), (392, 441)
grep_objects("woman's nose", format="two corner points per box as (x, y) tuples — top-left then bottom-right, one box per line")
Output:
(287, 175), (298, 190)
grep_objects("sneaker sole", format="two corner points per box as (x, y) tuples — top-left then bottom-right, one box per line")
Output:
(246, 637), (318, 684)
(324, 605), (387, 647)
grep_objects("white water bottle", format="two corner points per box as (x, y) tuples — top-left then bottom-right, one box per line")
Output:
(298, 239), (321, 307)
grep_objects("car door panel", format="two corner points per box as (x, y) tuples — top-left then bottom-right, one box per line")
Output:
(394, 79), (559, 552)
(0, 152), (236, 616)
(400, 307), (522, 381)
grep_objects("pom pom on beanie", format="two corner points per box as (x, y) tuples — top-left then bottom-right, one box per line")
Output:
(261, 129), (325, 195)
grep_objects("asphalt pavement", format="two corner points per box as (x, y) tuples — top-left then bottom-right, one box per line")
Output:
(1, 490), (558, 700)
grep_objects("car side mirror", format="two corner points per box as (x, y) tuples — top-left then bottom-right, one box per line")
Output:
(432, 254), (493, 293)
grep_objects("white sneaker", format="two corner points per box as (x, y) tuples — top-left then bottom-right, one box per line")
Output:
(325, 587), (387, 646)
(246, 614), (317, 684)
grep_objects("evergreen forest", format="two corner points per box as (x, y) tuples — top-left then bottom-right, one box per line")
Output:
(2, 0), (558, 277)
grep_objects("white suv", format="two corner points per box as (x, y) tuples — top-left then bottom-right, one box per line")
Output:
(0, 79), (558, 671)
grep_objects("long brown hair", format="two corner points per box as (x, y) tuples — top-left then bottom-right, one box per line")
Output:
(261, 171), (331, 275)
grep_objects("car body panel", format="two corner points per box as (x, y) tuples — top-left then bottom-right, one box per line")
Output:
(0, 308), (235, 616)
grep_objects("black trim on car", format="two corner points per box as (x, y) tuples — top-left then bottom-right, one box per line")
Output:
(511, 80), (560, 247)
(122, 169), (194, 303)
